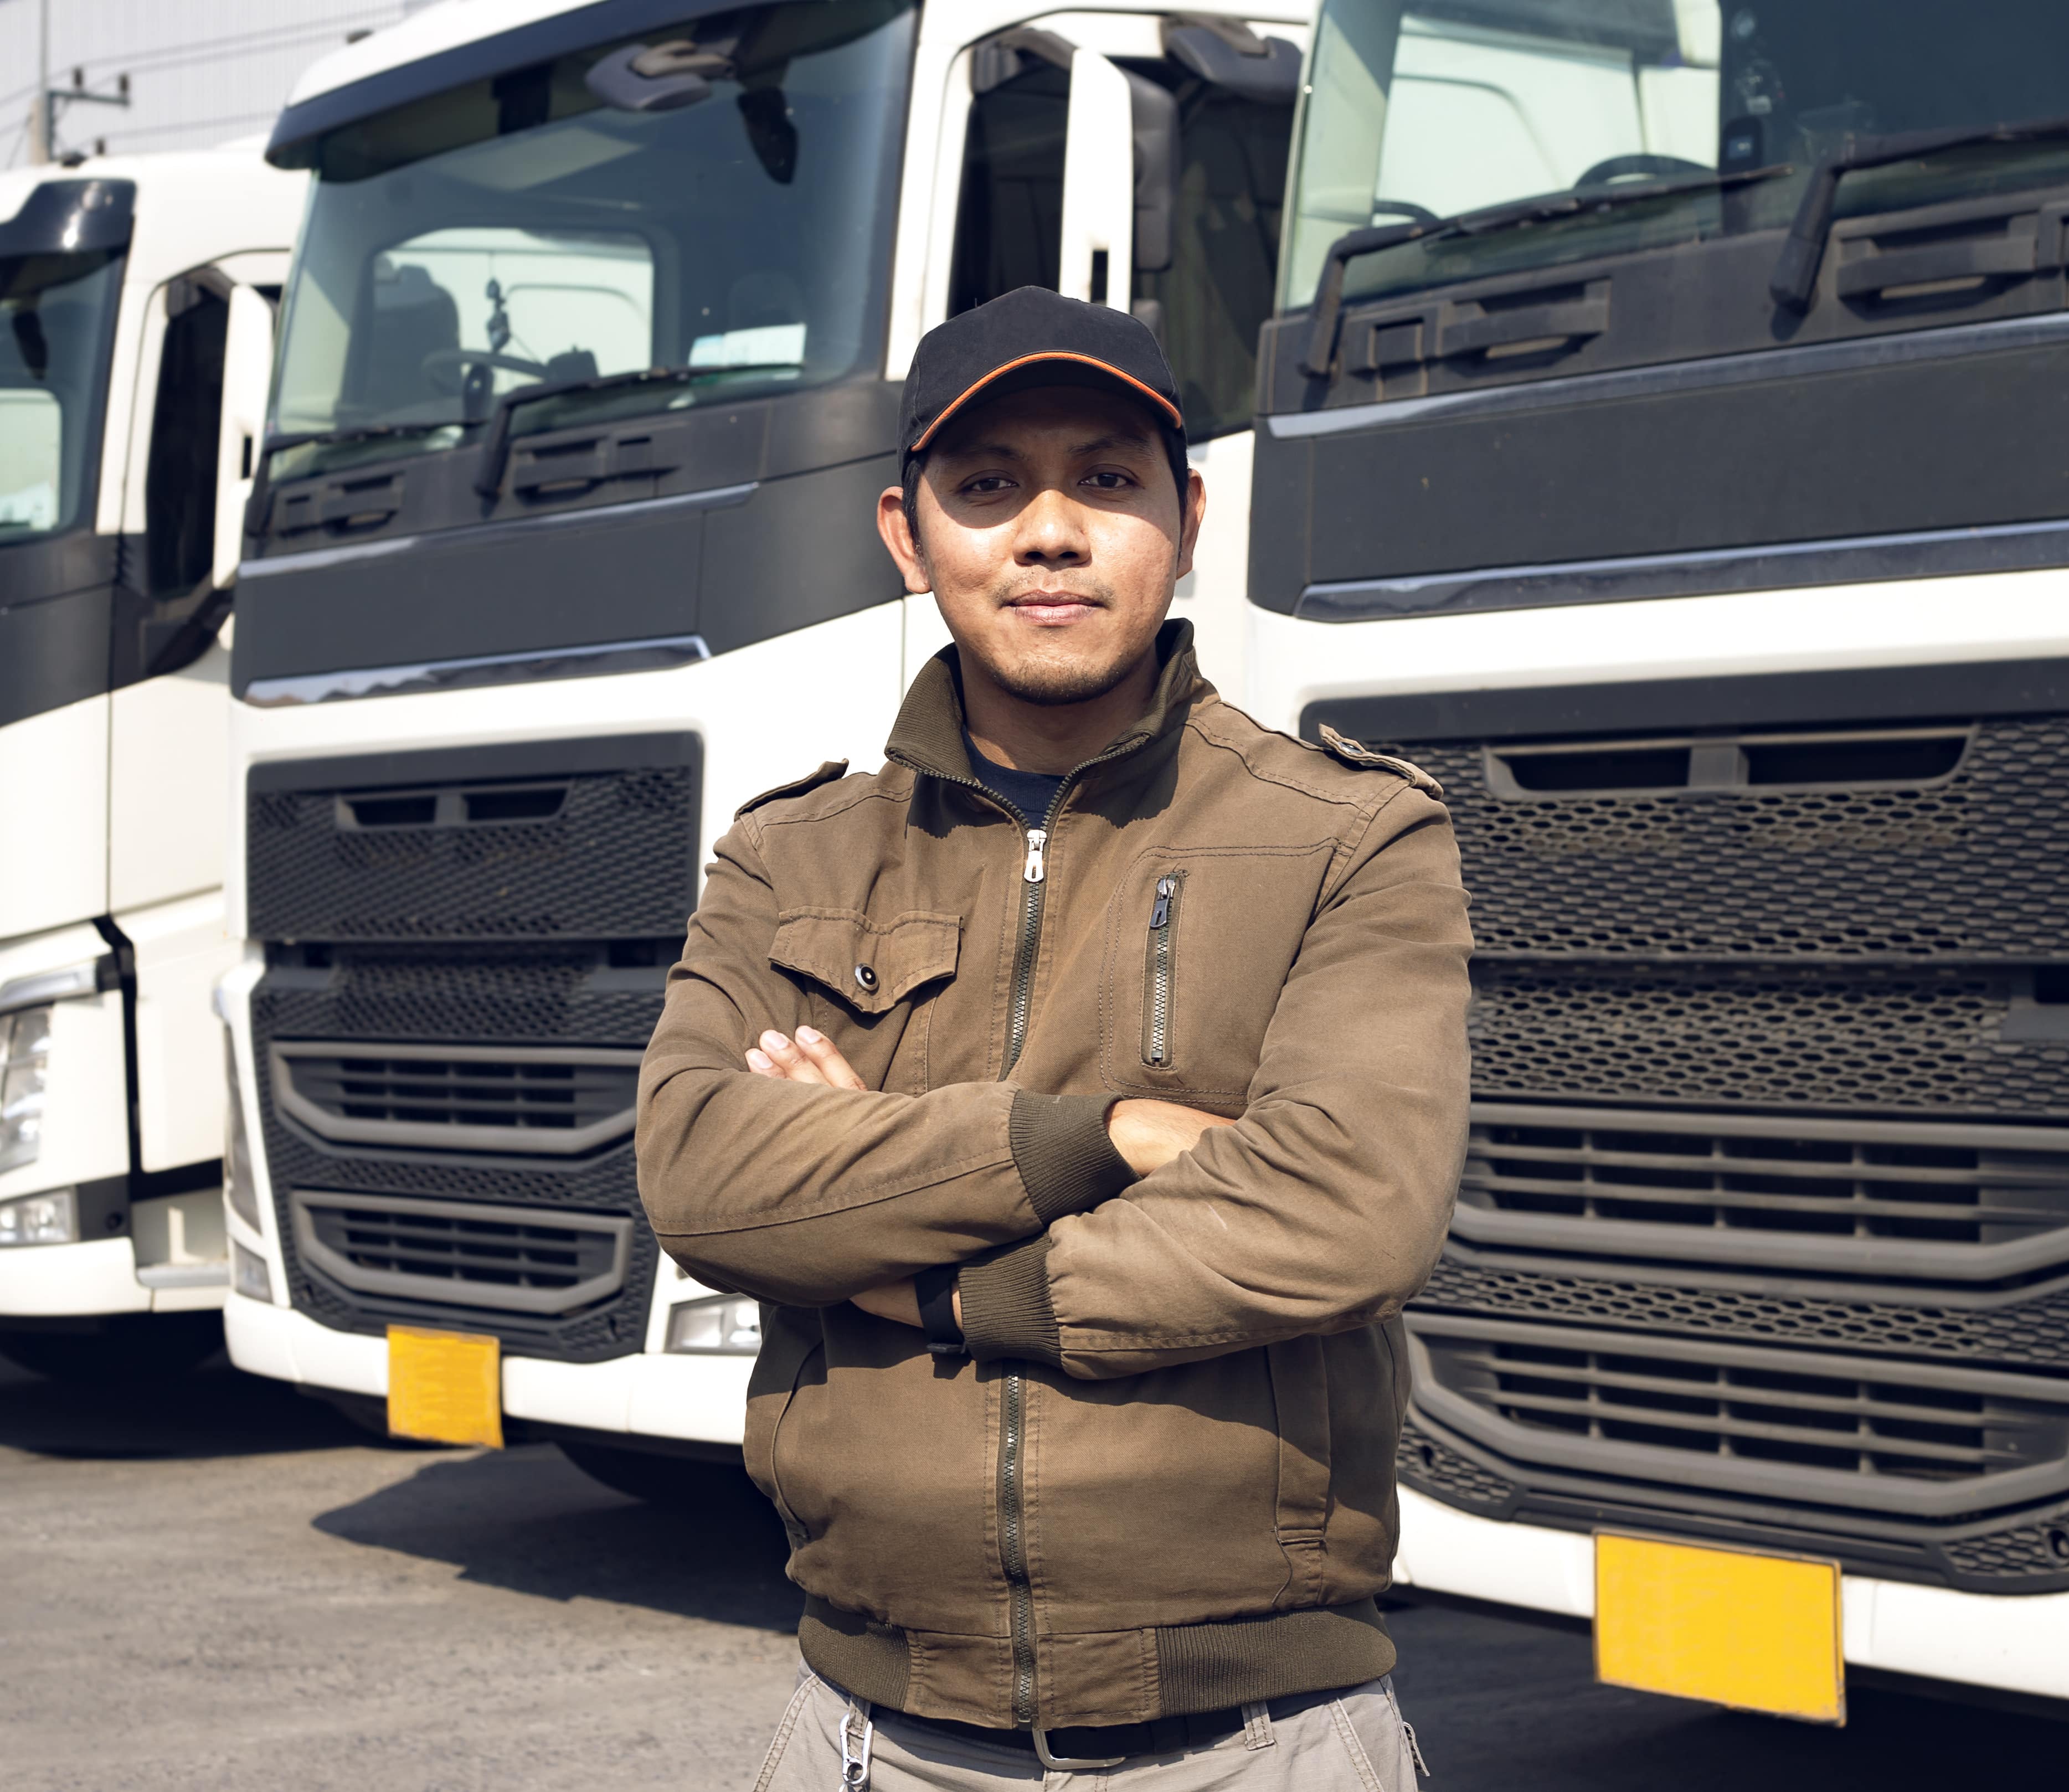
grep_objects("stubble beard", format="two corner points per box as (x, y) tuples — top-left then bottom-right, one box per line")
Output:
(944, 561), (1169, 708)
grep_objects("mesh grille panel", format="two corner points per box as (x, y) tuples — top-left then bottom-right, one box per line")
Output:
(1417, 1255), (2069, 1368)
(1393, 715), (2069, 959)
(1470, 964), (2069, 1117)
(252, 958), (662, 1360)
(248, 763), (696, 941)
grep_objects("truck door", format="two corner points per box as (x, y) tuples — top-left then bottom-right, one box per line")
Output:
(936, 16), (1302, 684)
(110, 261), (282, 1211)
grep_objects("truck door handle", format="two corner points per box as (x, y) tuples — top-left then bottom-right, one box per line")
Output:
(1836, 234), (2035, 300)
(1438, 293), (1609, 359)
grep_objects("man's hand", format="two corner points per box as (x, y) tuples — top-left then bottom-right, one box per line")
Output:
(745, 1026), (864, 1088)
(1106, 1098), (1236, 1176)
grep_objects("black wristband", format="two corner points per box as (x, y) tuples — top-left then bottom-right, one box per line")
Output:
(915, 1264), (965, 1357)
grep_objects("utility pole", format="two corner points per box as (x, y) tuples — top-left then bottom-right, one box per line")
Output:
(38, 69), (133, 164)
(29, 0), (49, 164)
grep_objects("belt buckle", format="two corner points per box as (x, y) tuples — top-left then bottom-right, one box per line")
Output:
(1033, 1729), (1128, 1773)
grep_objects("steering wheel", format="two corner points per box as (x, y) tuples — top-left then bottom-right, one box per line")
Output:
(1574, 153), (1713, 188)
(1370, 198), (1441, 225)
(419, 346), (549, 397)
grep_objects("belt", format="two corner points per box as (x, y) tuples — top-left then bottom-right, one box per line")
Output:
(881, 1685), (1345, 1770)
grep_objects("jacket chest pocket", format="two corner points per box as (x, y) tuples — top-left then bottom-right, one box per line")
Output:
(769, 907), (961, 1094)
(1100, 844), (1335, 1105)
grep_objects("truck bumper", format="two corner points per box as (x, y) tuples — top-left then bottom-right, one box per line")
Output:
(224, 1288), (752, 1445)
(1394, 1486), (2069, 1704)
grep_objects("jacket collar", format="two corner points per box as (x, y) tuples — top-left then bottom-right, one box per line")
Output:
(885, 618), (1206, 790)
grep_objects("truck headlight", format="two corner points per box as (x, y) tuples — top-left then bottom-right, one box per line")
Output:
(223, 1031), (260, 1230)
(233, 1240), (272, 1302)
(0, 1185), (76, 1247)
(665, 1295), (761, 1354)
(0, 1003), (53, 1174)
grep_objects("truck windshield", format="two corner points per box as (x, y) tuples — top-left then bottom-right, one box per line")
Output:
(1281, 0), (2069, 313)
(0, 249), (123, 541)
(270, 0), (914, 478)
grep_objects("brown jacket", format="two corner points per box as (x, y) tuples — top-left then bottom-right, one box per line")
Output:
(635, 623), (1471, 1731)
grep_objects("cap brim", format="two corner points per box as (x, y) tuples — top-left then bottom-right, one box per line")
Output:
(909, 351), (1184, 453)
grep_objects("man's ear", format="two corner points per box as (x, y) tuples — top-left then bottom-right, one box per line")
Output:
(1173, 467), (1206, 581)
(876, 485), (930, 595)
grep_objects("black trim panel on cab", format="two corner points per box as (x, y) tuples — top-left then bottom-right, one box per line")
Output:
(1300, 657), (2069, 747)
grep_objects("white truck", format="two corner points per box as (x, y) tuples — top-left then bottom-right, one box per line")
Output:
(1252, 0), (2069, 1719)
(0, 152), (304, 1381)
(218, 0), (1310, 1487)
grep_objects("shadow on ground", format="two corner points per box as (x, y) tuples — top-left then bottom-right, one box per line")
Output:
(1387, 1598), (2064, 1791)
(314, 1443), (801, 1633)
(0, 1352), (365, 1461)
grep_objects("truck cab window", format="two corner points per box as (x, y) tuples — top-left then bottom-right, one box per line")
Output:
(0, 248), (123, 542)
(145, 283), (228, 594)
(950, 39), (1295, 443)
(949, 61), (1069, 312)
(269, 0), (914, 480)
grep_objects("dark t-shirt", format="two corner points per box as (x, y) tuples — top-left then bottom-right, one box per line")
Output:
(964, 732), (1066, 825)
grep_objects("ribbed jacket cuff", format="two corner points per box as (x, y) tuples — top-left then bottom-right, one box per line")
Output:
(1009, 1090), (1136, 1224)
(957, 1235), (1062, 1366)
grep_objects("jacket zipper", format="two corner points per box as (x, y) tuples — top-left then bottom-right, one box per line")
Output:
(887, 736), (1144, 1734)
(999, 789), (1061, 1728)
(1143, 874), (1180, 1067)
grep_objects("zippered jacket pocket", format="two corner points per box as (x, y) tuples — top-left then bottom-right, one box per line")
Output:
(1141, 873), (1183, 1067)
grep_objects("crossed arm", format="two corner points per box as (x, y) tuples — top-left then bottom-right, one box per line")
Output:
(636, 792), (1470, 1378)
(741, 1023), (1231, 1326)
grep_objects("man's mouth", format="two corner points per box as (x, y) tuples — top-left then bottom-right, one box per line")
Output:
(1004, 591), (1103, 626)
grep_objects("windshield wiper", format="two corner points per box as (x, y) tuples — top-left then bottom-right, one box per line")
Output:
(472, 362), (801, 497)
(1302, 165), (1793, 376)
(1769, 113), (2069, 310)
(244, 421), (459, 538)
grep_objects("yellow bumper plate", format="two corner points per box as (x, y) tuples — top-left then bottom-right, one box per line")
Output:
(387, 1325), (503, 1448)
(1596, 1533), (1843, 1724)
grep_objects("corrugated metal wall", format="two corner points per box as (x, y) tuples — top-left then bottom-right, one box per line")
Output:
(0, 1), (423, 166)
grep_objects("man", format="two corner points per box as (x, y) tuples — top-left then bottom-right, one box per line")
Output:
(635, 287), (1470, 1788)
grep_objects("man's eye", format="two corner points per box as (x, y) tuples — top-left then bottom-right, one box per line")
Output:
(1084, 471), (1133, 491)
(963, 475), (1015, 494)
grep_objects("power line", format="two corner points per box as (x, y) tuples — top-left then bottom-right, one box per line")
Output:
(0, 8), (400, 113)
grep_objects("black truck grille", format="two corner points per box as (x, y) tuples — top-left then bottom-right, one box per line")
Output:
(1460, 1103), (2069, 1281)
(244, 735), (696, 1363)
(292, 1190), (631, 1316)
(271, 1042), (642, 1157)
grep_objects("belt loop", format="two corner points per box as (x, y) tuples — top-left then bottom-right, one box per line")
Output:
(840, 1695), (874, 1790)
(1241, 1700), (1275, 1750)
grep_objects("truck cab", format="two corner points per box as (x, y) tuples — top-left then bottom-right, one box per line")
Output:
(219, 0), (1309, 1480)
(0, 152), (306, 1380)
(1252, 0), (2069, 1718)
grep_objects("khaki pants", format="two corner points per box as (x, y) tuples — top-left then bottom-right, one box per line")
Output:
(750, 1667), (1427, 1792)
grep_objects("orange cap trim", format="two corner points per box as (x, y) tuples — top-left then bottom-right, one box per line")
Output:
(910, 350), (1183, 451)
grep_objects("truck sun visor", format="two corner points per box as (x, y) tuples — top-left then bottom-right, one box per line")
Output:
(0, 179), (135, 260)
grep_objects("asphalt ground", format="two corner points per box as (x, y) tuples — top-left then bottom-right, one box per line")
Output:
(2, 1349), (2061, 1790)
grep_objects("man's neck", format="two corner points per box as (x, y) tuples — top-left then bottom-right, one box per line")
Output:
(960, 649), (1161, 774)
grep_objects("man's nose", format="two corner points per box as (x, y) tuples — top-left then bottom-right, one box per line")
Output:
(1013, 485), (1089, 564)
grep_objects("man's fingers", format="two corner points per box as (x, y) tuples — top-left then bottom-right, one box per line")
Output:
(744, 1049), (783, 1078)
(755, 1029), (828, 1084)
(793, 1026), (867, 1091)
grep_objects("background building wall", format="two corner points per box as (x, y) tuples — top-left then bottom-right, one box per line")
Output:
(0, 0), (430, 167)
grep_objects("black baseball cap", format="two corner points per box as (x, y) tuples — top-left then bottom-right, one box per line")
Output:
(900, 286), (1186, 473)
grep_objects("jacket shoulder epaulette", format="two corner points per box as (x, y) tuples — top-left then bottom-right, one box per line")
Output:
(1316, 725), (1444, 799)
(735, 759), (850, 818)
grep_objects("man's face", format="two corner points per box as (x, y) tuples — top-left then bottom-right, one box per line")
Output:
(877, 384), (1205, 707)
